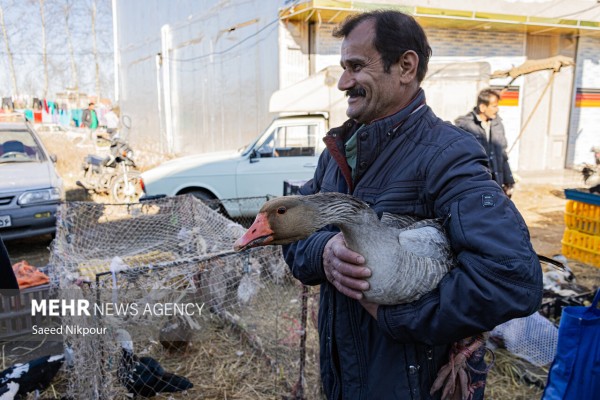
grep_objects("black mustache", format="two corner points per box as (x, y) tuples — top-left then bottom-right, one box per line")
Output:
(346, 87), (366, 98)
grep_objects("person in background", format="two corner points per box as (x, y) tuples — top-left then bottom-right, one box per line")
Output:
(282, 10), (542, 399)
(81, 102), (99, 145)
(455, 88), (516, 198)
(104, 106), (120, 138)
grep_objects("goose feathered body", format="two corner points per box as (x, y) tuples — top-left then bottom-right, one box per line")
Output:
(0, 353), (66, 400)
(235, 192), (455, 304)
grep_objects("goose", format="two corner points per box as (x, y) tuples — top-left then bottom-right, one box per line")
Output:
(234, 192), (562, 399)
(0, 352), (67, 400)
(115, 329), (193, 398)
(234, 192), (454, 305)
(0, 382), (19, 400)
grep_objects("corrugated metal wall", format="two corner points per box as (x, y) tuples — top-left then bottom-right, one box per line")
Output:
(116, 0), (283, 156)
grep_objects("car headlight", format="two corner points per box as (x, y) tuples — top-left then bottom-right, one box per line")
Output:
(18, 188), (61, 205)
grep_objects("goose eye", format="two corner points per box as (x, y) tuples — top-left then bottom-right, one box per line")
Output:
(277, 207), (287, 215)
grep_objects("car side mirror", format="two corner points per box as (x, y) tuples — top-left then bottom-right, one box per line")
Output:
(249, 149), (259, 163)
(49, 154), (58, 163)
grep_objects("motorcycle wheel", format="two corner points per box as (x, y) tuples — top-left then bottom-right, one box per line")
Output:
(111, 170), (141, 203)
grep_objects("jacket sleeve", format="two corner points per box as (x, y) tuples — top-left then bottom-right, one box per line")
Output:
(497, 119), (515, 185)
(453, 115), (467, 129)
(376, 132), (543, 345)
(502, 154), (515, 185)
(282, 151), (337, 286)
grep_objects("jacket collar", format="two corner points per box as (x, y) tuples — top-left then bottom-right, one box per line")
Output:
(470, 108), (502, 126)
(323, 89), (428, 192)
(365, 88), (427, 135)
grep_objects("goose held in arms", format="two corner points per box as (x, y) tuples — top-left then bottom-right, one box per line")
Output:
(234, 192), (456, 305)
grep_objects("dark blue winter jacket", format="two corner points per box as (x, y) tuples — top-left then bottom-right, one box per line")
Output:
(282, 89), (543, 399)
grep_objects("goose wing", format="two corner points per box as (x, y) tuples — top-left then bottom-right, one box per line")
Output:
(397, 221), (453, 260)
(380, 213), (420, 229)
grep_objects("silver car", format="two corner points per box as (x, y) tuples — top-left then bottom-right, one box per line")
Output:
(0, 117), (63, 240)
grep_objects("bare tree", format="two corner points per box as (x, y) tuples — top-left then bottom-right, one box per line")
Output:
(0, 5), (18, 97)
(63, 0), (79, 93)
(39, 0), (48, 98)
(91, 0), (100, 102)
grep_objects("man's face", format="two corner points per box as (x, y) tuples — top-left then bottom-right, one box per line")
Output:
(479, 95), (499, 121)
(338, 19), (404, 124)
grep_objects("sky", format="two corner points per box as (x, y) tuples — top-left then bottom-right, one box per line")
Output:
(0, 0), (114, 102)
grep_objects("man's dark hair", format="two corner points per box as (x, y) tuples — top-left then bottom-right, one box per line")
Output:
(88, 102), (95, 106)
(477, 88), (501, 107)
(333, 10), (432, 82)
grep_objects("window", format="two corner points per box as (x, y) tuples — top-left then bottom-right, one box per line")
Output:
(0, 129), (43, 160)
(257, 124), (317, 158)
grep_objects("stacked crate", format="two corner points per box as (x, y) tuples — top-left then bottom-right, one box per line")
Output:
(0, 284), (50, 340)
(562, 189), (600, 267)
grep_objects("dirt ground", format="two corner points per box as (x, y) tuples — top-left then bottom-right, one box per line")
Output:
(3, 129), (600, 399)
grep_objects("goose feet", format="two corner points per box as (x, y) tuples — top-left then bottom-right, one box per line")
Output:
(429, 334), (491, 400)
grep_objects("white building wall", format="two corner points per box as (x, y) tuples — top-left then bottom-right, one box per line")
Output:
(280, 20), (310, 89)
(427, 28), (527, 171)
(314, 23), (343, 73)
(309, 24), (529, 169)
(568, 36), (600, 167)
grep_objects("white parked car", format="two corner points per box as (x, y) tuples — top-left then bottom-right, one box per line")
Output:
(0, 117), (63, 240)
(140, 115), (328, 217)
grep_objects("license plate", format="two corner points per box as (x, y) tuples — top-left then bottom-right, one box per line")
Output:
(0, 215), (11, 228)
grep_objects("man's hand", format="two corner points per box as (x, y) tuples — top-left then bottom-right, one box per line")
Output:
(323, 233), (371, 300)
(502, 183), (514, 198)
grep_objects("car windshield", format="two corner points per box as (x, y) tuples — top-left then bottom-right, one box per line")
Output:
(240, 126), (275, 156)
(0, 129), (46, 163)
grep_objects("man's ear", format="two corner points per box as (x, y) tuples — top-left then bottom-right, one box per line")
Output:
(398, 50), (419, 82)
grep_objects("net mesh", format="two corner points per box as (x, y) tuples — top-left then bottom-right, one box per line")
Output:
(49, 194), (321, 399)
(490, 312), (558, 367)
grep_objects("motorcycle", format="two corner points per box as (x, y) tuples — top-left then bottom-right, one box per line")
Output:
(76, 137), (141, 203)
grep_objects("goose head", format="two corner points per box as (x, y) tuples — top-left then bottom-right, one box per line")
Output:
(234, 193), (372, 251)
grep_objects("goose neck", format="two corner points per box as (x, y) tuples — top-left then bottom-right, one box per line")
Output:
(324, 207), (378, 235)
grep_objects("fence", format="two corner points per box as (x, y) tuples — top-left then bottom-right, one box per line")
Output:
(49, 194), (322, 399)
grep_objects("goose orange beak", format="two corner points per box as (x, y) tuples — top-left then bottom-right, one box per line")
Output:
(234, 213), (274, 251)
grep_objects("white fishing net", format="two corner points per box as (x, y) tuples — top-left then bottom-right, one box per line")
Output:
(48, 194), (321, 399)
(490, 312), (558, 367)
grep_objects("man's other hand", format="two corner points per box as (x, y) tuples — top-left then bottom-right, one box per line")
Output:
(323, 233), (371, 300)
(502, 183), (514, 198)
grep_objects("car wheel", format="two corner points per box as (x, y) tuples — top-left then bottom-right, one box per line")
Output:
(186, 190), (226, 215)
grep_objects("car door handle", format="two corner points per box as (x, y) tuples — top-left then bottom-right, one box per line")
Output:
(303, 163), (317, 168)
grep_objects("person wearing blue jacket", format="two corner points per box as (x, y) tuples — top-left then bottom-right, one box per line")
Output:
(455, 89), (516, 198)
(282, 10), (543, 400)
